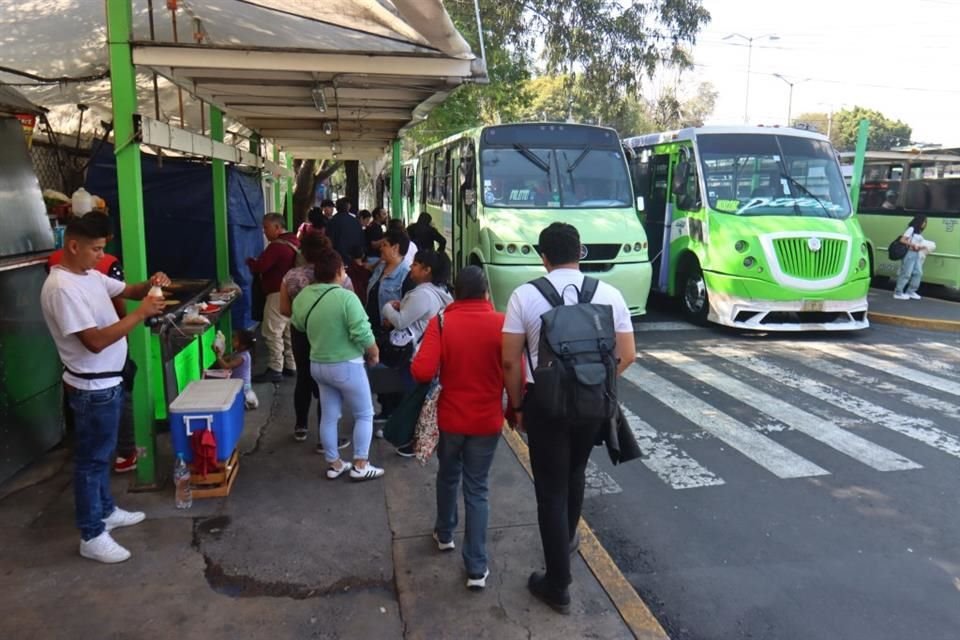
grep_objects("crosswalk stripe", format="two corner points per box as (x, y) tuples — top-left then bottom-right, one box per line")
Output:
(803, 343), (960, 397)
(645, 351), (920, 472)
(620, 405), (725, 490)
(584, 460), (623, 497)
(775, 353), (960, 423)
(918, 342), (960, 365)
(707, 346), (960, 461)
(623, 363), (829, 479)
(858, 343), (960, 379)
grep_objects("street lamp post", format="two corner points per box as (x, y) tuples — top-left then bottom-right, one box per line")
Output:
(773, 73), (810, 126)
(723, 32), (779, 124)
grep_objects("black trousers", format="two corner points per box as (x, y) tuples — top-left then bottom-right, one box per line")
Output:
(291, 327), (319, 428)
(524, 389), (603, 592)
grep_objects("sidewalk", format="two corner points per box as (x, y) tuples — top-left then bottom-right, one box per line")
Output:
(0, 376), (663, 639)
(868, 286), (960, 332)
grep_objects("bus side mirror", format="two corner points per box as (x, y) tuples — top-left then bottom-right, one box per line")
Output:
(636, 196), (645, 211)
(672, 161), (689, 196)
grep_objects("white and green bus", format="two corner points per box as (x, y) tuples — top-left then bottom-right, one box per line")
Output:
(623, 126), (871, 330)
(404, 123), (652, 314)
(841, 151), (960, 294)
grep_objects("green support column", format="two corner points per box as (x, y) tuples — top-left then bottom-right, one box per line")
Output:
(107, 0), (157, 485)
(273, 145), (282, 214)
(391, 138), (402, 219)
(848, 119), (871, 212)
(285, 154), (294, 229)
(210, 106), (232, 342)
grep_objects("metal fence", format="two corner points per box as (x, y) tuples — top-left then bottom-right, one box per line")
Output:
(30, 141), (89, 195)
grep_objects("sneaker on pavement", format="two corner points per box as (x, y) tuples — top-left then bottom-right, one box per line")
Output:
(350, 463), (385, 481)
(466, 568), (490, 591)
(374, 428), (385, 439)
(252, 369), (283, 383)
(396, 443), (415, 458)
(113, 454), (137, 474)
(432, 530), (455, 552)
(79, 531), (131, 564)
(893, 292), (909, 300)
(315, 438), (350, 454)
(293, 426), (308, 442)
(103, 507), (146, 532)
(907, 292), (922, 300)
(282, 367), (297, 377)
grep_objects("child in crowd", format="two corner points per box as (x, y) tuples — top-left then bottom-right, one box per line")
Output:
(346, 244), (371, 307)
(213, 329), (259, 409)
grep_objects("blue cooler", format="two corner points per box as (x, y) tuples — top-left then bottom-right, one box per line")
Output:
(169, 379), (244, 462)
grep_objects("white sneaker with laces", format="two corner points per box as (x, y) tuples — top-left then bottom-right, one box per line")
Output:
(79, 531), (131, 564)
(907, 292), (922, 300)
(350, 463), (384, 481)
(893, 292), (909, 300)
(466, 568), (490, 590)
(432, 530), (455, 551)
(103, 507), (146, 532)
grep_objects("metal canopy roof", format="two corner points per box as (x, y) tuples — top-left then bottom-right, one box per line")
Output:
(0, 0), (485, 161)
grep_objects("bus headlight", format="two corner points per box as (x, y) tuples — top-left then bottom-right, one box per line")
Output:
(634, 242), (644, 252)
(735, 240), (749, 253)
(858, 258), (867, 270)
(623, 243), (632, 253)
(860, 242), (868, 254)
(506, 244), (517, 254)
(521, 245), (531, 255)
(743, 256), (756, 268)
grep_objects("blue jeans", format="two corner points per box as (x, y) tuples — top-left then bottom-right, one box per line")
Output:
(895, 250), (922, 295)
(67, 384), (123, 541)
(311, 361), (375, 463)
(435, 432), (500, 575)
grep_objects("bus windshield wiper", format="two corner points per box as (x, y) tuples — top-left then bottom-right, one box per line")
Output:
(512, 144), (551, 174)
(563, 147), (591, 173)
(779, 171), (831, 218)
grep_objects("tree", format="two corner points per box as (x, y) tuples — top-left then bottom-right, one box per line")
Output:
(649, 81), (717, 130)
(291, 159), (342, 224)
(518, 74), (654, 134)
(793, 107), (911, 151)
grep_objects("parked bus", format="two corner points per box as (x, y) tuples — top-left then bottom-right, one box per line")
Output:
(840, 151), (960, 293)
(623, 126), (870, 330)
(405, 123), (652, 314)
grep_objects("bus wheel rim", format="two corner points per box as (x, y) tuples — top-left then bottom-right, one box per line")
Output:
(684, 274), (706, 313)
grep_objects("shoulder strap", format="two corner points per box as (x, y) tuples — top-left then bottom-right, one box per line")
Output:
(304, 286), (337, 328)
(530, 277), (564, 308)
(579, 276), (599, 303)
(274, 239), (300, 254)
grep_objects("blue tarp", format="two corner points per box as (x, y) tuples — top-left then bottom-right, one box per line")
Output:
(86, 145), (265, 329)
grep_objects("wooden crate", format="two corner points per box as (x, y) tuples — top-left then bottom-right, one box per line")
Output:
(189, 448), (240, 499)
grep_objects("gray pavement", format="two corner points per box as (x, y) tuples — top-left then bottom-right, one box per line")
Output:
(868, 286), (960, 331)
(0, 373), (635, 640)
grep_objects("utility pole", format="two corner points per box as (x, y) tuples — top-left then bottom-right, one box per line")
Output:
(724, 33), (779, 124)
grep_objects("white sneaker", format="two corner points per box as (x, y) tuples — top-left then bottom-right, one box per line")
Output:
(466, 568), (490, 591)
(893, 292), (909, 300)
(907, 292), (922, 300)
(103, 507), (145, 532)
(79, 531), (131, 564)
(350, 463), (384, 481)
(432, 530), (455, 551)
(374, 428), (385, 439)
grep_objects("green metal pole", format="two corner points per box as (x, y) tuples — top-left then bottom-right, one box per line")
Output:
(285, 154), (294, 229)
(391, 138), (402, 219)
(210, 106), (232, 342)
(273, 145), (282, 213)
(107, 0), (157, 486)
(848, 119), (870, 213)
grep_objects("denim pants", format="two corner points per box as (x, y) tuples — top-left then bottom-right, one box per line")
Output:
(435, 432), (500, 575)
(895, 250), (922, 295)
(67, 384), (124, 541)
(310, 361), (374, 463)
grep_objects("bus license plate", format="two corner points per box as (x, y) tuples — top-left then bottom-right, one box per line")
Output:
(801, 299), (825, 312)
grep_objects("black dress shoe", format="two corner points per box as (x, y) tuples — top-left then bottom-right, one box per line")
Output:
(527, 571), (570, 615)
(282, 367), (296, 377)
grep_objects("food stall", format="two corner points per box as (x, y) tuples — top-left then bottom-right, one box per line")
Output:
(0, 86), (62, 483)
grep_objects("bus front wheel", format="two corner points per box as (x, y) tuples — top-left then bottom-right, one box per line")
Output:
(680, 263), (710, 324)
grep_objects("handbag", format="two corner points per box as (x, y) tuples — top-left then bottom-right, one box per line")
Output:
(888, 237), (908, 261)
(413, 313), (444, 465)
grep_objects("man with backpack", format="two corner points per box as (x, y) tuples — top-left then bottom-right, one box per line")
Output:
(502, 222), (636, 614)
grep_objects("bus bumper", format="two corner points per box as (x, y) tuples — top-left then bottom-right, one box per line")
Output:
(704, 272), (870, 331)
(485, 261), (652, 317)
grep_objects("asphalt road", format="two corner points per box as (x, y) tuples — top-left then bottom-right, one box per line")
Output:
(583, 296), (960, 640)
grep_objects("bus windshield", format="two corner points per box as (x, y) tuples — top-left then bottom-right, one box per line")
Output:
(698, 133), (851, 219)
(481, 146), (632, 209)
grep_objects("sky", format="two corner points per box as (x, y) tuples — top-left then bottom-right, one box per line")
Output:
(683, 0), (960, 145)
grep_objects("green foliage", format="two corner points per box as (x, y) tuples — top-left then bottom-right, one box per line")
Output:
(518, 74), (654, 135)
(793, 107), (912, 151)
(650, 82), (717, 130)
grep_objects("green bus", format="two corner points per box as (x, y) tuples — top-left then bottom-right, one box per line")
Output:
(840, 151), (960, 293)
(402, 123), (652, 314)
(623, 126), (871, 330)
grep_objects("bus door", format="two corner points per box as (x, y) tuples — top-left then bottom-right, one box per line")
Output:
(455, 140), (477, 272)
(644, 153), (671, 291)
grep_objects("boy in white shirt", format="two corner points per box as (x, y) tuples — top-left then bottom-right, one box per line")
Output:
(40, 215), (168, 563)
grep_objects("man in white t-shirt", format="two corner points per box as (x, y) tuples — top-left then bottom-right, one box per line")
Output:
(502, 222), (636, 614)
(40, 215), (168, 564)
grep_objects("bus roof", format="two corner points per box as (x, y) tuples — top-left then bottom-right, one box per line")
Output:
(622, 125), (831, 149)
(837, 150), (960, 163)
(416, 121), (621, 155)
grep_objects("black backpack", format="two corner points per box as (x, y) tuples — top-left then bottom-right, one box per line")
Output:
(528, 276), (618, 424)
(888, 237), (908, 261)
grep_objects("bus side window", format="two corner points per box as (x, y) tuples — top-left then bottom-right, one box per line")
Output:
(677, 160), (701, 211)
(630, 152), (650, 200)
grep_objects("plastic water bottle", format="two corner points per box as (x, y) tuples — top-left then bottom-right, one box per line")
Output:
(174, 454), (193, 509)
(71, 187), (93, 215)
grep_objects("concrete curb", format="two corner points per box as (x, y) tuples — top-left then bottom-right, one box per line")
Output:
(502, 427), (670, 640)
(869, 312), (960, 333)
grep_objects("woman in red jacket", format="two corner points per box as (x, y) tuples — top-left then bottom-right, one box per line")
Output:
(410, 266), (505, 591)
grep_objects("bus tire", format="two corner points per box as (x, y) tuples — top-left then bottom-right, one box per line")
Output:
(679, 261), (710, 325)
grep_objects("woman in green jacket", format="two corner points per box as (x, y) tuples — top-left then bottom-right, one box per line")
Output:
(292, 248), (383, 481)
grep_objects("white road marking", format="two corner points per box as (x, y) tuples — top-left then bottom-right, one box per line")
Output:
(708, 346), (960, 461)
(646, 351), (920, 472)
(584, 460), (623, 498)
(859, 343), (960, 379)
(803, 343), (960, 398)
(634, 321), (700, 332)
(623, 364), (829, 479)
(620, 404), (725, 490)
